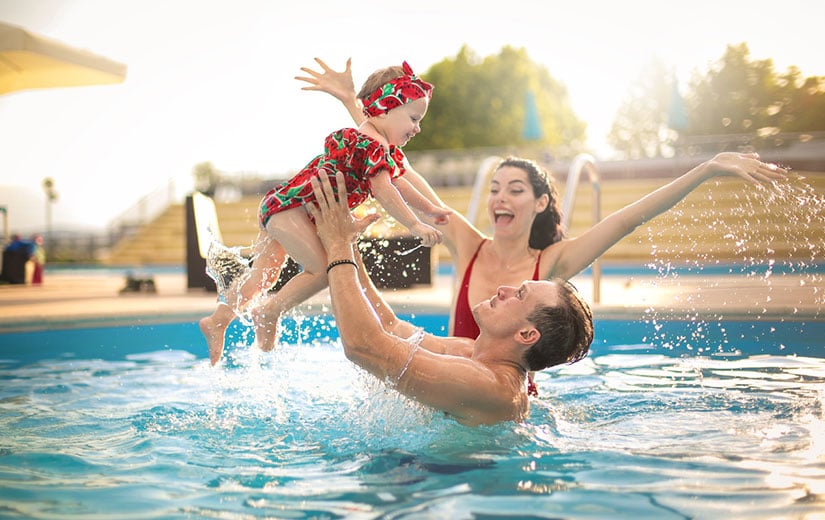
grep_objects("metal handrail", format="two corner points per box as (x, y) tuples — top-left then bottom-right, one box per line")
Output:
(107, 177), (183, 244)
(466, 156), (504, 225)
(562, 153), (602, 303)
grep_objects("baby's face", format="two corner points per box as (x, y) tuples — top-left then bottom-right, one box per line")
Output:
(381, 97), (428, 147)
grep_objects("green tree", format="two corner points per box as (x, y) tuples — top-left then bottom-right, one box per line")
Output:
(686, 43), (825, 138)
(772, 67), (825, 133)
(192, 161), (220, 196)
(406, 45), (586, 155)
(608, 43), (825, 158)
(607, 58), (677, 159)
(687, 43), (779, 136)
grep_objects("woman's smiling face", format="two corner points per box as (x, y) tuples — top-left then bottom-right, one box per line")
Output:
(487, 165), (548, 238)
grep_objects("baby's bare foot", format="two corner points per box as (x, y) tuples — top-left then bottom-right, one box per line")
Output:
(199, 316), (227, 365)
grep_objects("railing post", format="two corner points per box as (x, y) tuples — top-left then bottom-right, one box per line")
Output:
(466, 156), (503, 226)
(562, 154), (602, 304)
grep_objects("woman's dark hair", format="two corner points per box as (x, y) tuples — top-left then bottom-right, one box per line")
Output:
(495, 157), (565, 249)
(522, 279), (593, 371)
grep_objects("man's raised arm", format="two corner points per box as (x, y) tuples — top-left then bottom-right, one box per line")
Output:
(306, 173), (420, 381)
(307, 173), (514, 425)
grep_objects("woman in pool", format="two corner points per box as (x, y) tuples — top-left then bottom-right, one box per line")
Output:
(297, 57), (787, 394)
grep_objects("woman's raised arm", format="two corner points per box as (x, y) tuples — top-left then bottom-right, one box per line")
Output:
(549, 152), (787, 280)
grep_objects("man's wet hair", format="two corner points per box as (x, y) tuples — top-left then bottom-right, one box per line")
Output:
(523, 279), (594, 371)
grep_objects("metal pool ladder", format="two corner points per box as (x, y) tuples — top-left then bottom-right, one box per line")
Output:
(466, 153), (603, 303)
(561, 154), (602, 303)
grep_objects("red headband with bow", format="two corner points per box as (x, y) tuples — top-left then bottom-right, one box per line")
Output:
(361, 61), (433, 117)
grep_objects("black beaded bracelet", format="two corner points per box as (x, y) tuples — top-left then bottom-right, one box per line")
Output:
(326, 259), (357, 274)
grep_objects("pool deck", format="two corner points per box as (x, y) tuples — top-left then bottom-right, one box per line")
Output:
(0, 264), (822, 333)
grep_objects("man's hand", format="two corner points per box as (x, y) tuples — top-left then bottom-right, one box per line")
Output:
(307, 172), (379, 252)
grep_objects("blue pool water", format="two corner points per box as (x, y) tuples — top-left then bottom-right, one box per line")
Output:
(1, 315), (824, 518)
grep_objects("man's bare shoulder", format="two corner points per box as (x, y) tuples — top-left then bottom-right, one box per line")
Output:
(419, 334), (474, 357)
(395, 342), (528, 425)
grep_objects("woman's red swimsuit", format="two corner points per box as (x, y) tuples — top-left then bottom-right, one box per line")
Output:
(453, 238), (542, 396)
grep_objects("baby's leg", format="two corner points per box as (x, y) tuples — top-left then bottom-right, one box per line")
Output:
(200, 231), (286, 364)
(199, 304), (236, 366)
(234, 231), (287, 316)
(252, 270), (328, 351)
(251, 210), (328, 351)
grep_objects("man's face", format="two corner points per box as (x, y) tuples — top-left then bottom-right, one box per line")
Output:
(473, 280), (560, 337)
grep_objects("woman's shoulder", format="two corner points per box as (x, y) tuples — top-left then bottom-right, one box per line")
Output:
(450, 224), (487, 263)
(537, 238), (568, 278)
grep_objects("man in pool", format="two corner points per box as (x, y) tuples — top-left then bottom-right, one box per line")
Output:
(305, 172), (594, 426)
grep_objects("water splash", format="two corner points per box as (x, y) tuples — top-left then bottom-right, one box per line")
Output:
(640, 172), (824, 353)
(3, 329), (824, 518)
(204, 236), (252, 310)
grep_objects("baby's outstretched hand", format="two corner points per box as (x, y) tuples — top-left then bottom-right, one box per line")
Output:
(429, 206), (452, 226)
(410, 222), (443, 248)
(295, 57), (356, 103)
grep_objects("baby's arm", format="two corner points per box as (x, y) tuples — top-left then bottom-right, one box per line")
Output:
(394, 177), (452, 225)
(371, 171), (443, 247)
(295, 58), (366, 126)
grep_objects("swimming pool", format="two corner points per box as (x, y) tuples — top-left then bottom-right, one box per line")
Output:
(1, 314), (824, 518)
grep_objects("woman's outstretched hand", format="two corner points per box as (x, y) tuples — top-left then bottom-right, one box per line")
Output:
(704, 152), (787, 184)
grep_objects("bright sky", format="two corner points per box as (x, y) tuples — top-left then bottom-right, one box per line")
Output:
(1, 0), (823, 233)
